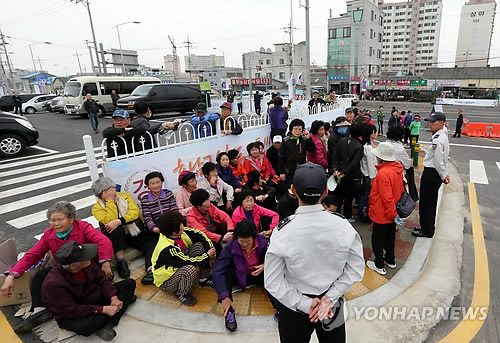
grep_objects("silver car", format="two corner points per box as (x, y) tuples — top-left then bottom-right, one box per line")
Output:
(22, 94), (57, 114)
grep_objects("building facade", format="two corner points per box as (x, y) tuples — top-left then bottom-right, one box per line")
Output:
(327, 0), (384, 94)
(455, 0), (497, 68)
(184, 54), (225, 72)
(163, 54), (181, 76)
(380, 0), (443, 76)
(200, 67), (245, 93)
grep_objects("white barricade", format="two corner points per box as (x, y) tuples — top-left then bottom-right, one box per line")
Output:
(86, 106), (346, 205)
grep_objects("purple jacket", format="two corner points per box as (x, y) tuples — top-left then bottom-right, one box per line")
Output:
(269, 106), (287, 130)
(212, 234), (268, 301)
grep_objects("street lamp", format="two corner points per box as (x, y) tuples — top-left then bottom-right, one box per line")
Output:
(26, 42), (52, 73)
(112, 21), (140, 75)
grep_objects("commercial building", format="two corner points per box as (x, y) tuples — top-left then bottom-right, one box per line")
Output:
(380, 0), (443, 76)
(184, 54), (224, 72)
(163, 54), (181, 76)
(200, 67), (245, 94)
(455, 0), (497, 68)
(327, 0), (384, 94)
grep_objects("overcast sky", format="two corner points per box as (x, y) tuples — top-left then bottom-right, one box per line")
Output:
(1, 0), (499, 76)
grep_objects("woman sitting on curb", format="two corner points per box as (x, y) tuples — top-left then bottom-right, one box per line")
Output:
(175, 171), (200, 217)
(212, 220), (280, 333)
(231, 190), (279, 238)
(198, 162), (234, 212)
(91, 176), (158, 285)
(152, 211), (216, 306)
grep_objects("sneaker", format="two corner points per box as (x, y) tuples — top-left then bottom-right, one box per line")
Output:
(141, 271), (154, 285)
(348, 218), (356, 223)
(117, 260), (130, 279)
(95, 323), (116, 341)
(199, 278), (214, 288)
(273, 309), (280, 323)
(385, 262), (397, 269)
(225, 307), (237, 332)
(178, 293), (197, 306)
(14, 309), (53, 333)
(367, 261), (386, 275)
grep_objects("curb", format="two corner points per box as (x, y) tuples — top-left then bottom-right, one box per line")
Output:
(346, 161), (464, 343)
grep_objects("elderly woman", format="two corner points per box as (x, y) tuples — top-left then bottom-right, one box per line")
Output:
(0, 201), (113, 333)
(307, 120), (328, 171)
(175, 171), (200, 216)
(92, 177), (158, 285)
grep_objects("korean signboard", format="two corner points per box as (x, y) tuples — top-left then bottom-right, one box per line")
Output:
(230, 78), (271, 86)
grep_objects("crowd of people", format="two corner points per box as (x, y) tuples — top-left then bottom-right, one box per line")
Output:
(1, 94), (451, 343)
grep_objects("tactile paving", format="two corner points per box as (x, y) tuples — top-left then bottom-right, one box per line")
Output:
(215, 290), (252, 316)
(149, 289), (182, 308)
(180, 287), (218, 313)
(361, 267), (389, 290)
(134, 279), (159, 301)
(249, 287), (275, 315)
(344, 281), (371, 300)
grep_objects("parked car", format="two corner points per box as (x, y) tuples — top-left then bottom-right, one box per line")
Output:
(0, 111), (39, 158)
(22, 94), (57, 114)
(0, 94), (39, 112)
(338, 94), (360, 106)
(45, 95), (65, 113)
(116, 83), (203, 118)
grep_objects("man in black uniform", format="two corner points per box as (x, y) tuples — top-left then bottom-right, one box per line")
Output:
(452, 109), (464, 138)
(13, 92), (22, 115)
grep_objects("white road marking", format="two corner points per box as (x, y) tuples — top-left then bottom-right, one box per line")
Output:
(497, 162), (500, 174)
(0, 153), (102, 178)
(7, 195), (96, 229)
(469, 160), (489, 185)
(0, 168), (101, 198)
(0, 181), (91, 215)
(418, 141), (500, 150)
(0, 147), (99, 170)
(0, 162), (90, 187)
(31, 145), (60, 154)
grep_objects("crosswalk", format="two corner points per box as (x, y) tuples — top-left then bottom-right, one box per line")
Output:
(469, 160), (500, 185)
(0, 149), (100, 244)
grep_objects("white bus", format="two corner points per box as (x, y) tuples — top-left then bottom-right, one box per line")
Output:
(63, 76), (160, 116)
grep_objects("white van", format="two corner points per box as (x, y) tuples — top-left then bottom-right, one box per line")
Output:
(63, 76), (160, 116)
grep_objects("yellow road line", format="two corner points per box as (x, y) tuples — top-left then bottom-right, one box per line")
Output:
(439, 182), (490, 343)
(0, 310), (22, 343)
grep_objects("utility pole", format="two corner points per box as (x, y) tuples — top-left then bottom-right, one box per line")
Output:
(290, 0), (295, 76)
(71, 0), (101, 73)
(183, 35), (193, 80)
(0, 27), (14, 90)
(37, 57), (44, 72)
(99, 43), (107, 74)
(85, 40), (96, 74)
(300, 0), (311, 100)
(168, 35), (178, 81)
(74, 50), (83, 74)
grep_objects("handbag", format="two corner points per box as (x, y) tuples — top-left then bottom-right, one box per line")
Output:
(396, 191), (415, 218)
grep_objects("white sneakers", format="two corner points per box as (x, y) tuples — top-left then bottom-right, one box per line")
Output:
(367, 261), (387, 275)
(385, 262), (397, 269)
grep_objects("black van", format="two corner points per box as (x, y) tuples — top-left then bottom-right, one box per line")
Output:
(0, 94), (39, 112)
(116, 83), (204, 117)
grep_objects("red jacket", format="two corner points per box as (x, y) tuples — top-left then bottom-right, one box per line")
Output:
(186, 204), (234, 243)
(307, 134), (328, 170)
(369, 162), (405, 224)
(243, 156), (272, 180)
(9, 220), (113, 276)
(231, 204), (279, 232)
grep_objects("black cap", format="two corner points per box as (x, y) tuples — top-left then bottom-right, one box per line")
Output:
(195, 102), (207, 112)
(425, 112), (446, 122)
(293, 162), (327, 199)
(55, 241), (98, 265)
(345, 107), (353, 113)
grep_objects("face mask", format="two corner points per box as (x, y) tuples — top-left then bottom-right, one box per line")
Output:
(336, 127), (348, 135)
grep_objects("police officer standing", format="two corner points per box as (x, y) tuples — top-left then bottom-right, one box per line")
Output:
(265, 162), (365, 343)
(13, 92), (22, 115)
(413, 112), (450, 238)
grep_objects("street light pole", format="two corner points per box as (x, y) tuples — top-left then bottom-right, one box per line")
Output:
(302, 0), (312, 100)
(113, 21), (140, 75)
(29, 45), (37, 73)
(71, 0), (101, 73)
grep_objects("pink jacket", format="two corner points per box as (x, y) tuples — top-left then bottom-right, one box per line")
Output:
(9, 220), (113, 276)
(232, 204), (279, 232)
(175, 186), (200, 216)
(186, 204), (234, 243)
(307, 134), (328, 170)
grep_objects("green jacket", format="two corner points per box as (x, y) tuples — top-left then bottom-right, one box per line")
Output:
(409, 121), (421, 135)
(377, 110), (385, 120)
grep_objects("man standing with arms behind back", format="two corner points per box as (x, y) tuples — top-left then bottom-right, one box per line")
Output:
(84, 93), (100, 134)
(13, 92), (22, 115)
(413, 112), (450, 238)
(265, 162), (365, 343)
(452, 109), (464, 138)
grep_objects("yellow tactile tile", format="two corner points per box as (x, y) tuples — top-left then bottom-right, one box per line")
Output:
(135, 279), (160, 301)
(249, 287), (275, 315)
(0, 311), (22, 343)
(215, 290), (252, 316)
(344, 281), (371, 300)
(181, 287), (218, 313)
(149, 289), (182, 308)
(361, 267), (389, 291)
(129, 266), (147, 281)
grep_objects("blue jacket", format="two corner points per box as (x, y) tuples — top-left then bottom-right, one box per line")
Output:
(212, 234), (268, 301)
(216, 164), (242, 189)
(269, 106), (288, 129)
(190, 113), (220, 138)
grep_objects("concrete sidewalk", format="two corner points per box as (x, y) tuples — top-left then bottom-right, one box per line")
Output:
(3, 161), (464, 343)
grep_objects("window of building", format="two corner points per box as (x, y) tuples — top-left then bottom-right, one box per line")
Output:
(255, 73), (260, 78)
(337, 28), (344, 38)
(279, 58), (285, 64)
(266, 72), (272, 78)
(329, 29), (336, 39)
(343, 27), (351, 37)
(266, 59), (271, 65)
(370, 29), (373, 39)
(371, 10), (374, 21)
(279, 72), (285, 79)
(379, 33), (382, 42)
(369, 47), (373, 56)
(347, 5), (352, 16)
(377, 49), (381, 58)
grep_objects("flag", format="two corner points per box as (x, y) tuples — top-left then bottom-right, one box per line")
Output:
(296, 70), (304, 86)
(287, 73), (296, 98)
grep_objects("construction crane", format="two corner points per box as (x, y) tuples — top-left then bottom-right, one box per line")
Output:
(168, 35), (178, 81)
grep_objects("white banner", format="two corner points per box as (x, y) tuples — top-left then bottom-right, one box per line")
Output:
(435, 98), (499, 107)
(102, 108), (344, 204)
